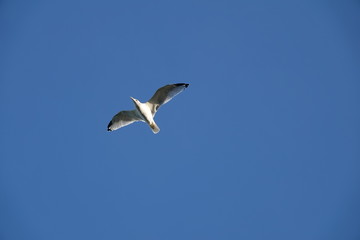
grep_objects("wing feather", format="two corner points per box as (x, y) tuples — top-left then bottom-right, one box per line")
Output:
(146, 83), (189, 115)
(107, 110), (143, 131)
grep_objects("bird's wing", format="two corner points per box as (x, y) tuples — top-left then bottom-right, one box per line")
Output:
(146, 83), (189, 115)
(107, 110), (144, 131)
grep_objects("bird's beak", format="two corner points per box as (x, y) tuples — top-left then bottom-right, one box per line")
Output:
(130, 97), (136, 102)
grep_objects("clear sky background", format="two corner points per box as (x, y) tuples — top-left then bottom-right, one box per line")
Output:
(1, 1), (359, 239)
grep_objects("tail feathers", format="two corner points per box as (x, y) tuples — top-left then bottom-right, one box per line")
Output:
(149, 122), (160, 134)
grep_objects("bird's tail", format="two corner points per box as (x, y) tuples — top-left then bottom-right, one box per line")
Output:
(149, 121), (160, 134)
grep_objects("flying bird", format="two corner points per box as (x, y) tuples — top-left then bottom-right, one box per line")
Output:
(107, 83), (189, 134)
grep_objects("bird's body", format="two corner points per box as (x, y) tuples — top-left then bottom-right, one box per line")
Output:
(107, 83), (189, 134)
(130, 97), (160, 133)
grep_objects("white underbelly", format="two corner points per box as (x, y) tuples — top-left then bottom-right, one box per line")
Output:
(138, 104), (154, 123)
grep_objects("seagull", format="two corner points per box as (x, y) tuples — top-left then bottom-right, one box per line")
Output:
(107, 83), (189, 134)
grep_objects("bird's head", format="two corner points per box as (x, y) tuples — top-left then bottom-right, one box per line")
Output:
(130, 97), (140, 106)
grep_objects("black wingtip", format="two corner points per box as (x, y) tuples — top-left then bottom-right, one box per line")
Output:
(107, 121), (113, 132)
(175, 83), (189, 88)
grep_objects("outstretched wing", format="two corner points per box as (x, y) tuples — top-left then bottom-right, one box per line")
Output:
(146, 83), (189, 115)
(107, 110), (144, 131)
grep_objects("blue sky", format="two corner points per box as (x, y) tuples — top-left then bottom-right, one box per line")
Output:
(1, 1), (360, 239)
